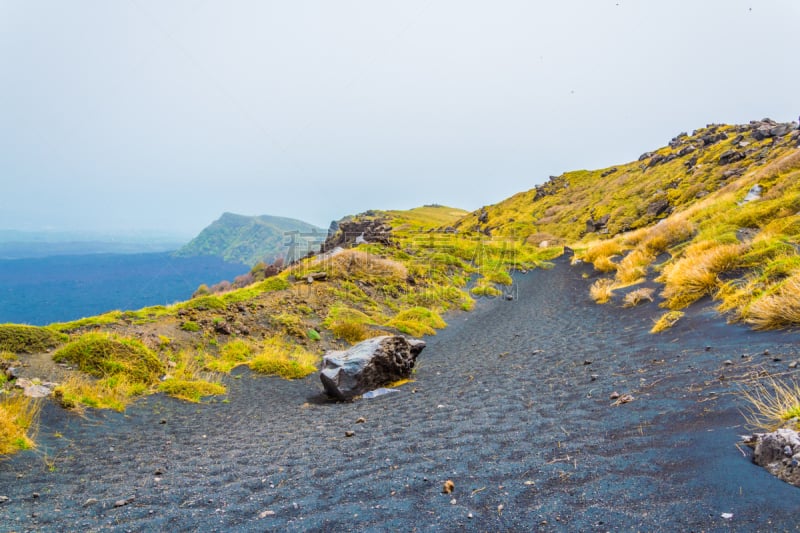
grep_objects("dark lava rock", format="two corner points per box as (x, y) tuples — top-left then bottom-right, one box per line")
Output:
(322, 216), (394, 251)
(320, 336), (426, 400)
(585, 214), (610, 233)
(478, 209), (489, 224)
(719, 150), (745, 165)
(645, 198), (670, 217)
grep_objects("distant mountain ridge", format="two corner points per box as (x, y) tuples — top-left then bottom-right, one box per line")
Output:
(174, 212), (324, 266)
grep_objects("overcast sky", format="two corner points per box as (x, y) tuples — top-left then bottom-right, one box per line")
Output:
(1, 1), (798, 237)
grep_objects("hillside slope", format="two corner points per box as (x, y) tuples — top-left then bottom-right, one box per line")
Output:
(175, 212), (324, 266)
(455, 119), (799, 244)
(452, 118), (800, 331)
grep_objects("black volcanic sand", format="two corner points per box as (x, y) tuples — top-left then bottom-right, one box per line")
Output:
(2, 256), (800, 532)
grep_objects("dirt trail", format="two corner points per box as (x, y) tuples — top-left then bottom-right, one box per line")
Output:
(1, 257), (799, 532)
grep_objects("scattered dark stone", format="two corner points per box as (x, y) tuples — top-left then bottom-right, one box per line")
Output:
(478, 209), (489, 224)
(600, 167), (618, 177)
(647, 154), (665, 168)
(770, 124), (792, 137)
(114, 497), (134, 508)
(320, 336), (426, 400)
(638, 151), (654, 161)
(719, 150), (745, 165)
(685, 155), (698, 169)
(214, 321), (232, 335)
(645, 198), (670, 217)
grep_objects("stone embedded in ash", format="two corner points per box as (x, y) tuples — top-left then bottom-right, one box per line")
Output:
(320, 335), (425, 400)
(750, 427), (800, 487)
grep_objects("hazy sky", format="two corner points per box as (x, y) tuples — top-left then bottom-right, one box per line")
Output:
(1, 1), (798, 237)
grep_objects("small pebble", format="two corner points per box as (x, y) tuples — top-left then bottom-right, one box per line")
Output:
(468, 512), (473, 519)
(345, 431), (355, 437)
(590, 374), (598, 381)
(355, 417), (366, 424)
(610, 391), (621, 400)
(0, 496), (9, 504)
(450, 498), (457, 505)
(442, 480), (455, 494)
(723, 360), (733, 366)
(789, 361), (798, 369)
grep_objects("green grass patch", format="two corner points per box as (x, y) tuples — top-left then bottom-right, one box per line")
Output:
(386, 307), (446, 337)
(0, 324), (67, 353)
(53, 332), (164, 384)
(158, 379), (226, 402)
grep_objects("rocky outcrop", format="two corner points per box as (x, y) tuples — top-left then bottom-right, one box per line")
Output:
(719, 150), (746, 165)
(322, 215), (393, 252)
(320, 336), (425, 400)
(747, 427), (800, 487)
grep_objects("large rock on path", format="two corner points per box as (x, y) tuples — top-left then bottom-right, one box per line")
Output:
(320, 336), (425, 400)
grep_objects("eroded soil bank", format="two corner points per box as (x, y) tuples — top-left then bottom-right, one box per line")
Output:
(1, 257), (799, 532)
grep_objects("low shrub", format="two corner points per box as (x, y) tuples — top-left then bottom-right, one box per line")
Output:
(0, 324), (67, 353)
(330, 321), (370, 344)
(53, 332), (165, 384)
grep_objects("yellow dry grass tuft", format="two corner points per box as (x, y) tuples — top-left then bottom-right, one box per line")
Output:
(590, 278), (615, 304)
(745, 272), (800, 329)
(650, 310), (684, 333)
(53, 374), (146, 412)
(323, 250), (408, 283)
(616, 249), (656, 285)
(622, 287), (655, 308)
(0, 393), (40, 455)
(739, 376), (800, 432)
(659, 243), (744, 309)
(582, 240), (623, 272)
